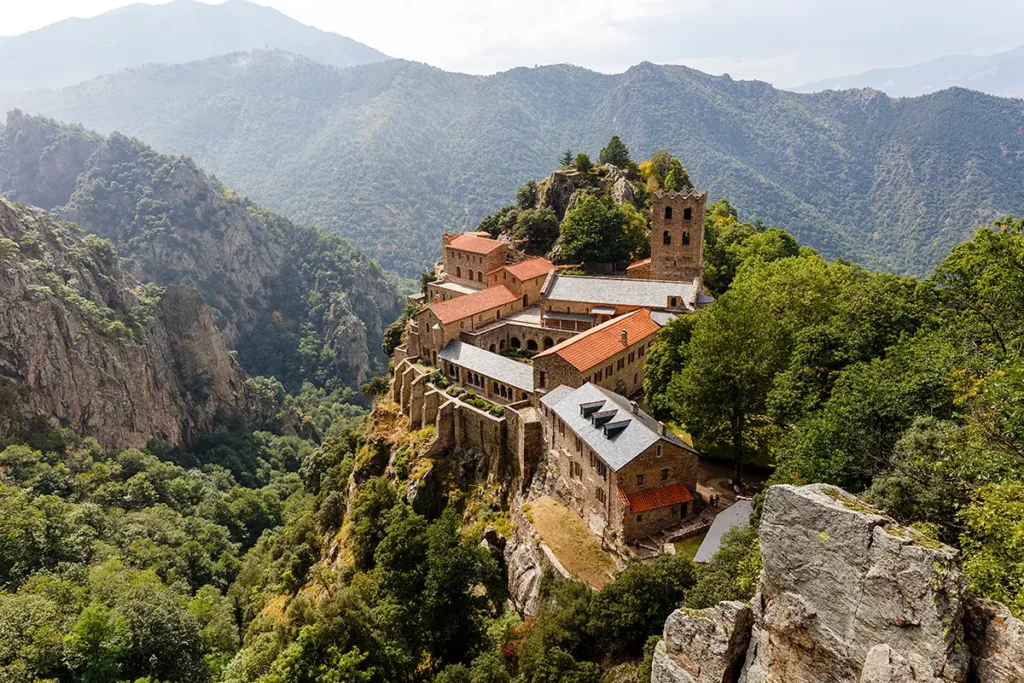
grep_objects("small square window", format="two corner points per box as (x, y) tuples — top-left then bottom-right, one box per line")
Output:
(636, 474), (645, 488)
(661, 467), (669, 481)
(636, 514), (644, 522)
(671, 505), (680, 518)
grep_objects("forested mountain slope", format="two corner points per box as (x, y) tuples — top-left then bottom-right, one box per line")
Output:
(0, 196), (250, 448)
(0, 111), (404, 393)
(3, 51), (1023, 276)
(0, 0), (389, 93)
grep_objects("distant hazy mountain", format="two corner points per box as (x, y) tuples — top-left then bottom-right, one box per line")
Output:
(4, 50), (1023, 277)
(797, 46), (1024, 99)
(0, 0), (389, 93)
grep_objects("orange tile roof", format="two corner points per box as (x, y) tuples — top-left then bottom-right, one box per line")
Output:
(534, 309), (660, 371)
(430, 285), (519, 324)
(503, 257), (556, 281)
(447, 233), (505, 255)
(627, 257), (651, 269)
(622, 483), (693, 514)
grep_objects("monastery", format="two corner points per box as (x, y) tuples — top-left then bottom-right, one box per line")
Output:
(393, 190), (711, 548)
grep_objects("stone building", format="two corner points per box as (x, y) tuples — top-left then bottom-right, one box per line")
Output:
(540, 273), (706, 331)
(438, 340), (534, 404)
(650, 190), (707, 282)
(487, 257), (556, 307)
(532, 309), (661, 399)
(441, 232), (507, 288)
(540, 383), (699, 543)
(408, 285), (522, 363)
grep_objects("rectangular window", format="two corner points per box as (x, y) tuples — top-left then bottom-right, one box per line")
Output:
(629, 352), (635, 363)
(539, 371), (547, 388)
(596, 488), (606, 504)
(661, 467), (669, 481)
(671, 504), (680, 518)
(559, 419), (564, 436)
(605, 365), (613, 378)
(617, 358), (624, 370)
(594, 372), (601, 383)
(636, 474), (645, 488)
(638, 345), (646, 358)
(597, 461), (607, 480)
(657, 444), (662, 457)
(575, 437), (582, 453)
(636, 514), (644, 522)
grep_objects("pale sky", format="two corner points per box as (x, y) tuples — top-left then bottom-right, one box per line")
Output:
(4, 0), (1024, 86)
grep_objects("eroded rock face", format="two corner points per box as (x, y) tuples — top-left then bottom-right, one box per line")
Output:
(963, 596), (1024, 683)
(0, 197), (249, 448)
(741, 484), (969, 682)
(652, 601), (753, 683)
(505, 503), (544, 616)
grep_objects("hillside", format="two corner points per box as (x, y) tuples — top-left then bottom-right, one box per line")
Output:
(797, 45), (1024, 99)
(0, 196), (251, 448)
(3, 52), (1024, 277)
(0, 111), (404, 393)
(0, 0), (389, 94)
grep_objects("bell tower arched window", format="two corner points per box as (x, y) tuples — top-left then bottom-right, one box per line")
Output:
(663, 230), (671, 245)
(683, 207), (692, 220)
(664, 206), (673, 220)
(683, 231), (690, 246)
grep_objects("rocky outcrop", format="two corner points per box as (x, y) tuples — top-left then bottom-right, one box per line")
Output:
(653, 602), (753, 683)
(0, 111), (403, 389)
(505, 502), (545, 617)
(652, 483), (1024, 683)
(0, 197), (249, 448)
(534, 164), (638, 221)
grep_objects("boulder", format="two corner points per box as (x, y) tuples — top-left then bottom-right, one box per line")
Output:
(739, 484), (969, 682)
(652, 601), (753, 683)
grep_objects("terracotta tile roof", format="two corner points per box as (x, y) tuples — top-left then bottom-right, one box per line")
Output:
(504, 257), (556, 281)
(447, 233), (505, 255)
(430, 285), (519, 324)
(533, 309), (660, 371)
(622, 483), (693, 514)
(627, 257), (651, 269)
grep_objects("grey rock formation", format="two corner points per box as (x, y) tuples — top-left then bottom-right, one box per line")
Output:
(0, 197), (249, 448)
(741, 483), (968, 682)
(505, 503), (545, 616)
(535, 164), (639, 221)
(963, 596), (1024, 683)
(652, 483), (1024, 683)
(652, 601), (753, 683)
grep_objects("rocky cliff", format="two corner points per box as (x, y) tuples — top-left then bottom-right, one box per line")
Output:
(653, 484), (1024, 683)
(0, 196), (250, 449)
(0, 110), (404, 391)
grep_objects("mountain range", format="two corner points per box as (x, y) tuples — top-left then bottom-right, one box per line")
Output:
(798, 45), (1024, 99)
(4, 50), (1023, 277)
(0, 0), (389, 94)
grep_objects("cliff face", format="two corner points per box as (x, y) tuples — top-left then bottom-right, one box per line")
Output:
(0, 197), (249, 449)
(0, 111), (403, 390)
(653, 484), (1024, 683)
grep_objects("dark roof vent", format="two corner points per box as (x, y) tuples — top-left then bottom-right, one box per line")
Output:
(580, 400), (605, 418)
(603, 420), (630, 438)
(591, 410), (617, 427)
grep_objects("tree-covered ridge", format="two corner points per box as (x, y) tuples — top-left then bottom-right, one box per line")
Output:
(4, 52), (1023, 276)
(0, 111), (404, 395)
(644, 209), (1024, 617)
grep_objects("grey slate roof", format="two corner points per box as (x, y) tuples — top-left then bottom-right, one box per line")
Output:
(693, 499), (753, 563)
(543, 383), (694, 472)
(544, 274), (696, 310)
(438, 340), (534, 392)
(650, 311), (678, 327)
(542, 311), (595, 323)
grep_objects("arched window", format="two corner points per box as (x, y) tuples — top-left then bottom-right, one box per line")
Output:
(543, 337), (554, 350)
(510, 337), (521, 349)
(468, 269), (474, 281)
(527, 339), (538, 351)
(477, 271), (483, 283)
(663, 230), (671, 245)
(499, 339), (506, 350)
(664, 206), (673, 220)
(523, 294), (529, 307)
(683, 231), (690, 246)
(489, 344), (496, 352)
(494, 382), (500, 394)
(683, 207), (692, 220)
(456, 266), (462, 278)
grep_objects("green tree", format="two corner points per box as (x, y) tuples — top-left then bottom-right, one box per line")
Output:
(574, 153), (593, 174)
(510, 207), (560, 255)
(64, 603), (129, 683)
(960, 481), (1024, 617)
(560, 149), (574, 167)
(684, 525), (761, 608)
(515, 180), (538, 210)
(557, 194), (636, 264)
(348, 477), (398, 571)
(598, 136), (631, 167)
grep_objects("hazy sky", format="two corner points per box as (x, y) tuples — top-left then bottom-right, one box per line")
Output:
(6, 0), (1024, 86)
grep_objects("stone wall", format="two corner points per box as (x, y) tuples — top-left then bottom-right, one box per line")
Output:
(651, 192), (706, 282)
(460, 320), (571, 355)
(533, 331), (655, 398)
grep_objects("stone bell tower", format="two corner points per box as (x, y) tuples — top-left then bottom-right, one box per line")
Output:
(650, 191), (707, 282)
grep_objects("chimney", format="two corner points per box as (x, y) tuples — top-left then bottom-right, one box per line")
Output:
(620, 329), (628, 346)
(630, 400), (639, 413)
(658, 421), (667, 435)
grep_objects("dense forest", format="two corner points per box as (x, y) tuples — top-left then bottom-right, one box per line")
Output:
(0, 111), (404, 397)
(4, 52), (1024, 277)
